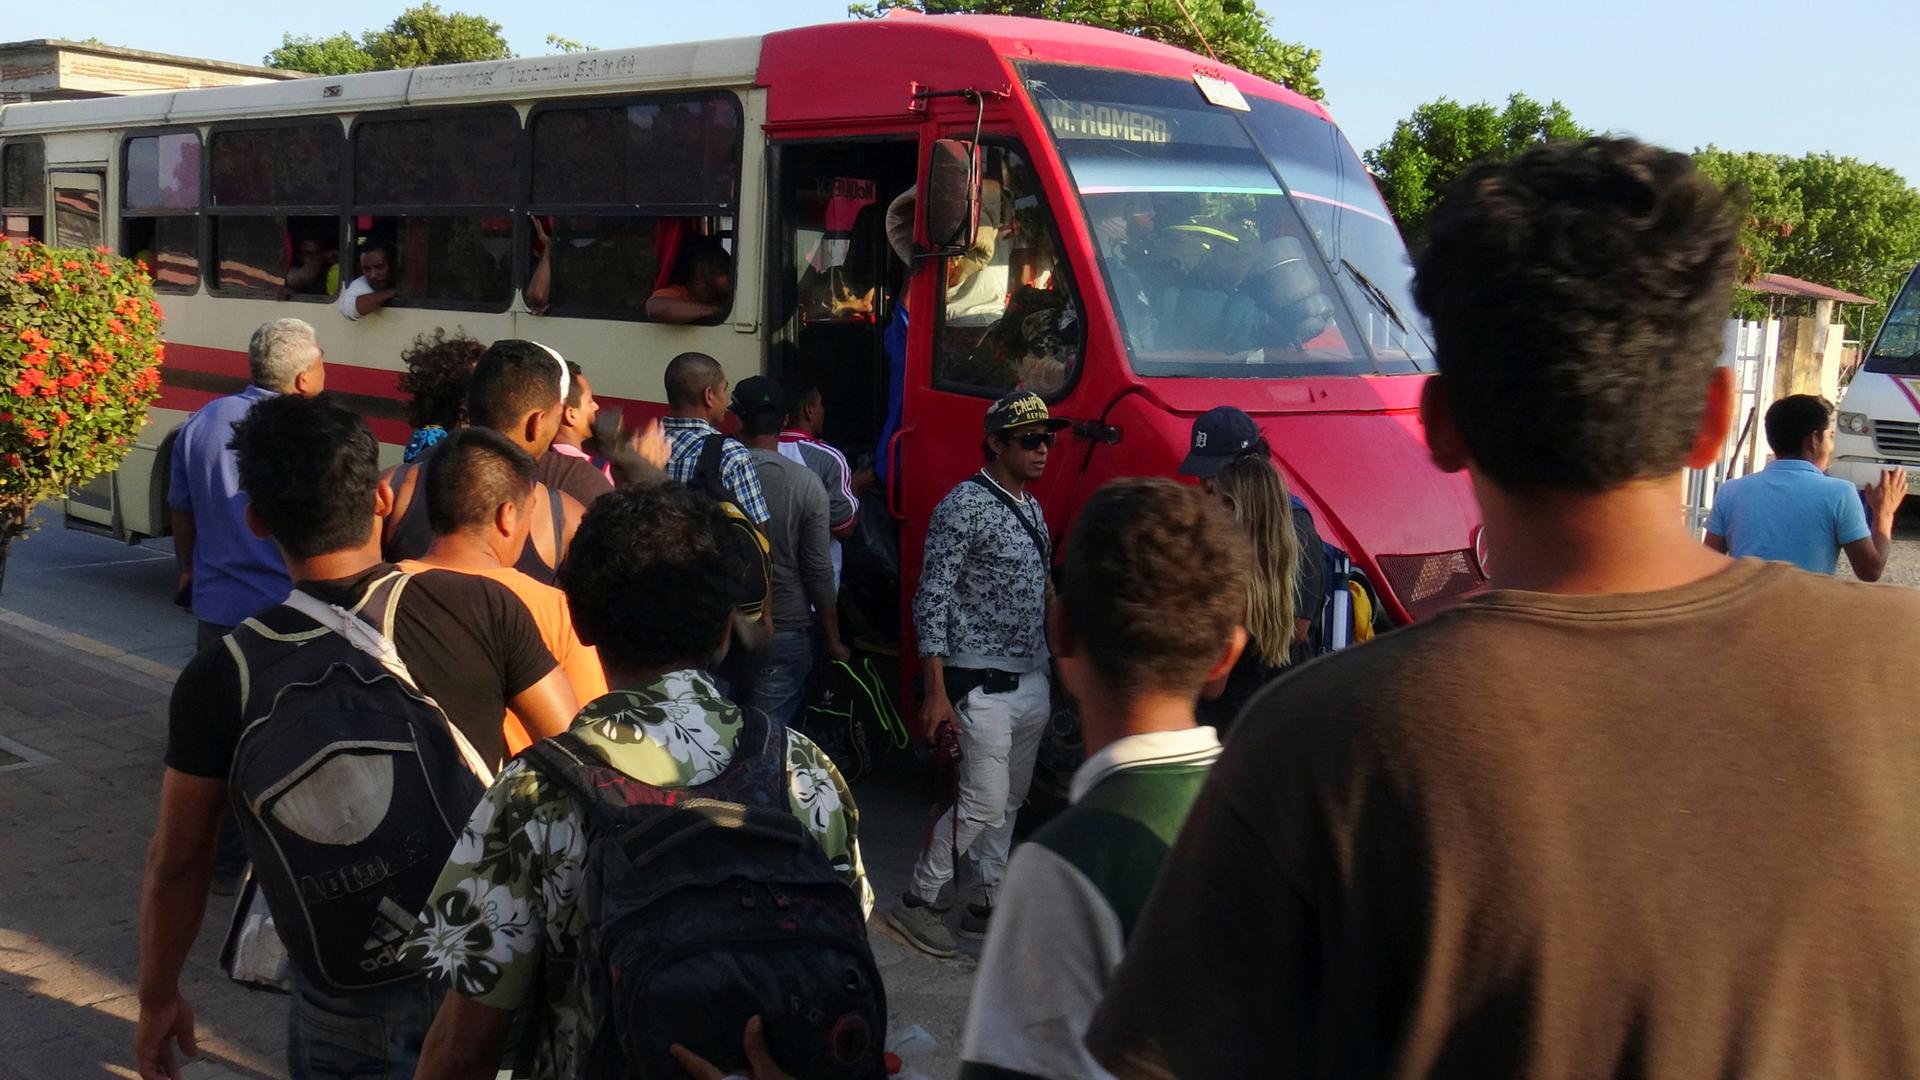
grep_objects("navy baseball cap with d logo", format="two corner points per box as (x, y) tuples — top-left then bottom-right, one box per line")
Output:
(1179, 406), (1265, 478)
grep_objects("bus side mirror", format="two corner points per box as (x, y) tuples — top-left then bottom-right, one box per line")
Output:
(924, 139), (979, 252)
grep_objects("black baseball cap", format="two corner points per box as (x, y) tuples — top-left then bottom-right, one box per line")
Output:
(1178, 406), (1266, 478)
(985, 390), (1070, 436)
(728, 375), (785, 421)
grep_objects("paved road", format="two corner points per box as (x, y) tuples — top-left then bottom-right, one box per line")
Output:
(0, 508), (975, 1079)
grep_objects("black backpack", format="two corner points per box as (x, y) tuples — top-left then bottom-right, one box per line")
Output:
(800, 656), (908, 785)
(225, 570), (489, 995)
(522, 707), (886, 1079)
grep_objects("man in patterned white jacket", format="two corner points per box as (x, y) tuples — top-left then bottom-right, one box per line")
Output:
(404, 482), (867, 1080)
(886, 390), (1068, 959)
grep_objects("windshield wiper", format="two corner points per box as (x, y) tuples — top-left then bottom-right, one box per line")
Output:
(1339, 258), (1409, 336)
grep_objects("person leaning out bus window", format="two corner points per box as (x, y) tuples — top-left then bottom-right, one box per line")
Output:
(338, 238), (398, 320)
(646, 236), (734, 324)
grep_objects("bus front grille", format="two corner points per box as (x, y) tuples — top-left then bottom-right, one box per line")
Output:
(1874, 421), (1920, 459)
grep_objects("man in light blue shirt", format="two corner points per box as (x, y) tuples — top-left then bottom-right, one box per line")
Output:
(1705, 394), (1905, 579)
(169, 319), (327, 648)
(167, 318), (326, 894)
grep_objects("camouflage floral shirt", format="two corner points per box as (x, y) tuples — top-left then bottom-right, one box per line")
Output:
(401, 669), (871, 1079)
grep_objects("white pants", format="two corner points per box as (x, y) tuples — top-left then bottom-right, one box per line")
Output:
(909, 668), (1051, 907)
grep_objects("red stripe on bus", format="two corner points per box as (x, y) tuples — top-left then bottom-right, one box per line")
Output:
(166, 341), (407, 401)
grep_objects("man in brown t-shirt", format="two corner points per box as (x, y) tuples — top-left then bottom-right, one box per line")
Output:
(1087, 138), (1920, 1079)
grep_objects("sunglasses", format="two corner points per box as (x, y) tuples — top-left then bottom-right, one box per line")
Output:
(1008, 431), (1056, 451)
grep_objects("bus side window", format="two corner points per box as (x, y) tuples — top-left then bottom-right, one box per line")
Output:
(526, 94), (741, 321)
(1, 138), (46, 244)
(122, 132), (201, 293)
(932, 143), (1083, 400)
(206, 123), (343, 299)
(351, 109), (517, 310)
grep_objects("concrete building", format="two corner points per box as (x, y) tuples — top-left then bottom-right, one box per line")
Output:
(0, 39), (300, 104)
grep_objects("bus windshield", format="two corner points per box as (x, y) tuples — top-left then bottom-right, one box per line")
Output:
(1866, 264), (1920, 374)
(1022, 63), (1432, 378)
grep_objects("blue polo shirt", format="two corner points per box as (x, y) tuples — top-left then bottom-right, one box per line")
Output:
(167, 385), (291, 627)
(1706, 458), (1871, 575)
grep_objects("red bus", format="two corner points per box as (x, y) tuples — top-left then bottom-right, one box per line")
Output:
(0, 12), (1482, 668)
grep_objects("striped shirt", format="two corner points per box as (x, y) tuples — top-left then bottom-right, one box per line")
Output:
(960, 726), (1222, 1080)
(661, 416), (770, 525)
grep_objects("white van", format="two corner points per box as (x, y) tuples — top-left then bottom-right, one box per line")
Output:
(1832, 262), (1920, 488)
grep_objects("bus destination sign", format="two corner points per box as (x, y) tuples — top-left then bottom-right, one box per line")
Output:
(1040, 99), (1172, 145)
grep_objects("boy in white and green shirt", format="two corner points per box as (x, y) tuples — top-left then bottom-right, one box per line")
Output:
(960, 478), (1252, 1080)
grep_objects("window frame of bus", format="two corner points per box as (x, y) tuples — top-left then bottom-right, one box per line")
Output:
(203, 116), (347, 302)
(1, 136), (47, 244)
(930, 136), (1088, 403)
(349, 104), (520, 315)
(119, 127), (203, 295)
(524, 91), (745, 323)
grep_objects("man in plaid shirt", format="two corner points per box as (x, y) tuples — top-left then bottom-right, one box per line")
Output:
(660, 351), (769, 525)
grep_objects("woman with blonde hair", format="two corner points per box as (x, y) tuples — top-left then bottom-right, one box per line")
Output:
(1179, 407), (1326, 734)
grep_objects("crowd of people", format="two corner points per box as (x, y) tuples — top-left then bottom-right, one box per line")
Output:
(135, 136), (1920, 1080)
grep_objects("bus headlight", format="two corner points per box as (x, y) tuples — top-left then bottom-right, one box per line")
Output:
(1839, 411), (1871, 436)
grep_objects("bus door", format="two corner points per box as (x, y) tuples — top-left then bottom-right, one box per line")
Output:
(49, 170), (122, 536)
(893, 131), (1091, 661)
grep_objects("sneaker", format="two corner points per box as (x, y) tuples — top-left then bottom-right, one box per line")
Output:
(958, 902), (992, 940)
(885, 898), (957, 958)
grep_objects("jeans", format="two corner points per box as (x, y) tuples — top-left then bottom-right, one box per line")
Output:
(909, 668), (1051, 907)
(286, 966), (443, 1080)
(749, 629), (815, 728)
(196, 620), (250, 879)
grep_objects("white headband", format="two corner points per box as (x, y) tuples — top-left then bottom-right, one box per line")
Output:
(530, 341), (569, 404)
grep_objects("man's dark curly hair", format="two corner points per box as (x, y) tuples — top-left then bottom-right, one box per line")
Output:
(559, 482), (734, 671)
(229, 394), (380, 560)
(397, 329), (485, 431)
(1061, 478), (1249, 699)
(1413, 137), (1741, 493)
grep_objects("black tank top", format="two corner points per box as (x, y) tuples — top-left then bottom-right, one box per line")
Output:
(384, 446), (564, 584)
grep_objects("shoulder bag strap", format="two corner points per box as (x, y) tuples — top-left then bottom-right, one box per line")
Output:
(281, 572), (495, 784)
(520, 732), (621, 829)
(693, 432), (730, 502)
(966, 473), (1050, 566)
(547, 482), (564, 567)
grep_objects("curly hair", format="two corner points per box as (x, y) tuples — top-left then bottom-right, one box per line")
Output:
(1060, 478), (1250, 700)
(1413, 137), (1741, 493)
(558, 481), (735, 672)
(397, 329), (486, 431)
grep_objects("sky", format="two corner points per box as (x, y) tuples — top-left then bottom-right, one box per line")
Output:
(13, 0), (1914, 185)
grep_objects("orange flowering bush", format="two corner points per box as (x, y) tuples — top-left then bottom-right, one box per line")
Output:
(1, 239), (164, 543)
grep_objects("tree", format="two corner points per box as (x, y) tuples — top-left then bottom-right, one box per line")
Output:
(1364, 93), (1591, 250)
(1695, 148), (1920, 336)
(0, 242), (164, 589)
(364, 4), (512, 69)
(848, 0), (1322, 100)
(264, 4), (510, 74)
(265, 32), (375, 75)
(545, 34), (594, 54)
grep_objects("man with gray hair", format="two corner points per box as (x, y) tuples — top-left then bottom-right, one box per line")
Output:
(167, 317), (326, 893)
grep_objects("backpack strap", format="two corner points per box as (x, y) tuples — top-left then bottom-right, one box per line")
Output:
(692, 432), (731, 504)
(966, 473), (1050, 567)
(547, 482), (564, 568)
(280, 571), (495, 783)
